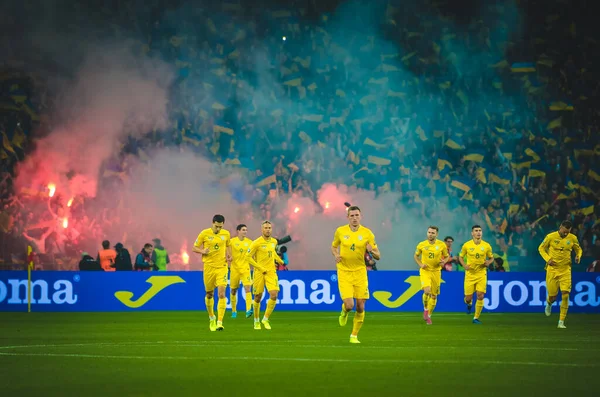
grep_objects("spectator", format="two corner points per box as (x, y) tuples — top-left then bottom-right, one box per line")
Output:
(151, 238), (170, 271)
(97, 240), (117, 272)
(365, 251), (378, 271)
(114, 242), (133, 271)
(277, 245), (289, 271)
(135, 243), (154, 271)
(442, 236), (460, 271)
(79, 252), (102, 271)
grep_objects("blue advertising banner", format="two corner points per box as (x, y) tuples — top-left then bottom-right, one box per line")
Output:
(0, 271), (599, 313)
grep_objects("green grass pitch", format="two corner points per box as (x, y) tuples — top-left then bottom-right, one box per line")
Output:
(0, 311), (599, 396)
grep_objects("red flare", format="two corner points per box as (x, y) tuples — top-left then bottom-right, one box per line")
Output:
(48, 183), (56, 198)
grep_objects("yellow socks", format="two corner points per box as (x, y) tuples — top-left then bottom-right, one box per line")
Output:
(230, 293), (237, 313)
(559, 293), (569, 321)
(253, 301), (261, 321)
(474, 299), (484, 319)
(217, 298), (227, 321)
(422, 293), (430, 310)
(265, 299), (276, 319)
(427, 297), (437, 315)
(205, 297), (215, 318)
(352, 311), (365, 336)
(245, 292), (252, 312)
(341, 303), (349, 314)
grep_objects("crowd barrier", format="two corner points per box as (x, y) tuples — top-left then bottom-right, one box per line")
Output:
(0, 271), (599, 313)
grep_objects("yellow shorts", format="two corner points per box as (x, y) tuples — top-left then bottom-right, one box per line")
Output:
(230, 267), (252, 288)
(204, 266), (228, 292)
(337, 269), (369, 300)
(464, 272), (487, 295)
(420, 270), (441, 296)
(253, 269), (279, 294)
(546, 269), (571, 296)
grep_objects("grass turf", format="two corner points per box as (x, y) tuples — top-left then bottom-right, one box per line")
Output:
(0, 311), (599, 397)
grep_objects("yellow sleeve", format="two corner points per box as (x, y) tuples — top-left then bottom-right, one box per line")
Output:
(459, 243), (467, 258)
(414, 243), (422, 257)
(442, 244), (449, 258)
(573, 237), (583, 261)
(248, 240), (258, 259)
(247, 255), (258, 267)
(193, 231), (205, 248)
(369, 230), (378, 248)
(225, 232), (231, 247)
(538, 234), (551, 262)
(332, 228), (341, 248)
(486, 243), (494, 259)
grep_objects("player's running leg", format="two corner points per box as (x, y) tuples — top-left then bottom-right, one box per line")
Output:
(244, 285), (253, 318)
(204, 271), (217, 331)
(473, 292), (484, 324)
(216, 285), (227, 331)
(558, 291), (570, 328)
(422, 292), (430, 320)
(337, 270), (353, 326)
(252, 272), (265, 330)
(426, 294), (436, 325)
(340, 298), (354, 327)
(350, 299), (366, 344)
(261, 271), (279, 330)
(230, 287), (238, 319)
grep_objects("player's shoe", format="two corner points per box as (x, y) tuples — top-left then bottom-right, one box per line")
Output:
(216, 321), (224, 331)
(545, 303), (552, 317)
(466, 303), (472, 315)
(423, 309), (429, 321)
(339, 310), (349, 326)
(231, 312), (237, 319)
(426, 316), (432, 325)
(349, 335), (361, 344)
(472, 318), (482, 324)
(246, 307), (253, 318)
(557, 321), (567, 329)
(209, 318), (217, 332)
(254, 321), (262, 330)
(261, 319), (272, 330)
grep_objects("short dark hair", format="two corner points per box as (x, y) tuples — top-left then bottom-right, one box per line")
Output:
(236, 224), (247, 231)
(213, 214), (225, 223)
(472, 225), (482, 230)
(261, 220), (272, 225)
(444, 236), (454, 242)
(144, 243), (153, 249)
(561, 221), (572, 229)
(428, 226), (439, 232)
(102, 240), (110, 249)
(347, 205), (361, 213)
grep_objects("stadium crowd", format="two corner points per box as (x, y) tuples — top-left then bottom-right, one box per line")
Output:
(1, 0), (599, 271)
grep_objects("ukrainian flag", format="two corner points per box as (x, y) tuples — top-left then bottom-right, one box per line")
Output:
(524, 147), (541, 162)
(549, 101), (574, 111)
(578, 201), (595, 216)
(574, 144), (594, 158)
(445, 137), (464, 150)
(367, 155), (391, 166)
(463, 148), (485, 163)
(511, 160), (531, 170)
(437, 153), (453, 171)
(547, 117), (562, 130)
(588, 169), (600, 182)
(451, 177), (474, 192)
(283, 72), (302, 86)
(529, 164), (549, 178)
(511, 62), (536, 73)
(256, 174), (277, 187)
(488, 171), (512, 186)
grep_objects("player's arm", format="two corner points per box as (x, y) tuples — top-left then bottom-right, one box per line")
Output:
(537, 234), (553, 265)
(331, 229), (342, 263)
(484, 244), (495, 267)
(225, 233), (232, 263)
(246, 255), (258, 268)
(458, 244), (470, 270)
(440, 245), (450, 265)
(274, 251), (284, 265)
(573, 237), (582, 264)
(367, 231), (380, 260)
(413, 245), (426, 269)
(192, 232), (209, 254)
(248, 241), (262, 270)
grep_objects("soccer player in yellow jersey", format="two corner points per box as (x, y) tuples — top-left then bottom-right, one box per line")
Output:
(248, 221), (284, 330)
(414, 226), (449, 325)
(538, 220), (582, 329)
(193, 214), (232, 332)
(229, 224), (257, 319)
(458, 225), (494, 324)
(331, 206), (380, 344)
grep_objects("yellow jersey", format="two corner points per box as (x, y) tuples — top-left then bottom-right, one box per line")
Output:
(538, 231), (582, 271)
(194, 228), (231, 268)
(230, 236), (256, 270)
(459, 239), (493, 275)
(415, 239), (448, 271)
(332, 225), (377, 272)
(248, 236), (281, 272)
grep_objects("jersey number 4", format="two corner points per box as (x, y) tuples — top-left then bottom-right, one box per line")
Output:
(350, 244), (355, 251)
